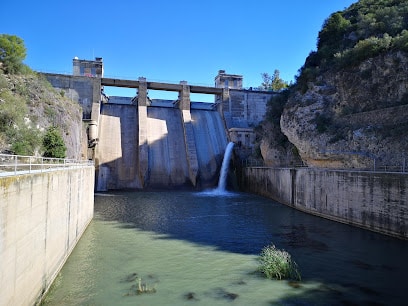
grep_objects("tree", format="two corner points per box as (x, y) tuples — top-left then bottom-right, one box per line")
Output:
(261, 70), (288, 91)
(0, 34), (27, 74)
(317, 12), (351, 55)
(43, 126), (66, 158)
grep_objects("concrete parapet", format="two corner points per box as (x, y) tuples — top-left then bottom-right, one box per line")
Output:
(242, 167), (407, 239)
(0, 166), (95, 305)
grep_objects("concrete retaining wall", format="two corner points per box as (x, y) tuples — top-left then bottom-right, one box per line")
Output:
(0, 167), (94, 306)
(242, 167), (407, 239)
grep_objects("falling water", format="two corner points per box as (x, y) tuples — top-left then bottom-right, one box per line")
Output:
(216, 142), (235, 191)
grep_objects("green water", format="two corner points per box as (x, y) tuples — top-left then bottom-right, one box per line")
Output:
(43, 220), (326, 306)
(41, 191), (408, 305)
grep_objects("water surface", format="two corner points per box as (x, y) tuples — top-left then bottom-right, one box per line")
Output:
(42, 191), (408, 305)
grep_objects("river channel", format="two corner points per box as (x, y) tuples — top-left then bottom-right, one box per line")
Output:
(42, 190), (408, 305)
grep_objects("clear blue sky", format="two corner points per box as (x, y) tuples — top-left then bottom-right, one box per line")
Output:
(1, 0), (357, 100)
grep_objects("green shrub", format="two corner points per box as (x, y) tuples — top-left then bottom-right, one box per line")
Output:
(393, 29), (408, 52)
(266, 90), (289, 125)
(42, 126), (66, 158)
(258, 244), (301, 281)
(334, 34), (393, 67)
(0, 73), (8, 89)
(0, 90), (27, 130)
(295, 67), (318, 94)
(11, 126), (42, 156)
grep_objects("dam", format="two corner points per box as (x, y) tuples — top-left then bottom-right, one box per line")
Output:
(42, 57), (407, 240)
(1, 57), (408, 305)
(44, 57), (276, 191)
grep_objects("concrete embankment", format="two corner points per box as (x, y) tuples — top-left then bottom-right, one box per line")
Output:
(0, 166), (94, 305)
(242, 167), (407, 239)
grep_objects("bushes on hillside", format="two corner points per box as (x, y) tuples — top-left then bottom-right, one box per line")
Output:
(295, 0), (408, 89)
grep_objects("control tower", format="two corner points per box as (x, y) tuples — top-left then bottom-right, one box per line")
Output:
(73, 57), (104, 78)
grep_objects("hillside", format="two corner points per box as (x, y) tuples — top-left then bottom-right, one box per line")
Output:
(258, 0), (408, 170)
(0, 70), (83, 159)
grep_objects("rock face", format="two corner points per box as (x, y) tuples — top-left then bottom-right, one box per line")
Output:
(0, 73), (83, 159)
(280, 51), (408, 169)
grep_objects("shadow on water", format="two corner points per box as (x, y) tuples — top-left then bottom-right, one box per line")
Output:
(95, 190), (277, 254)
(93, 190), (408, 305)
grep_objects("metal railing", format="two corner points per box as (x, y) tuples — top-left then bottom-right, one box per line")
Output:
(241, 158), (407, 173)
(241, 159), (307, 168)
(0, 154), (94, 177)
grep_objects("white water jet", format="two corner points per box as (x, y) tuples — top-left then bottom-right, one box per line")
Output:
(216, 142), (235, 192)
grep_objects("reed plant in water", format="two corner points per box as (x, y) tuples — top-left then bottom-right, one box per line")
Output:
(258, 244), (301, 281)
(136, 278), (156, 295)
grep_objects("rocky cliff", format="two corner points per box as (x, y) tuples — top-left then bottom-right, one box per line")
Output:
(259, 0), (408, 170)
(0, 72), (83, 159)
(280, 51), (408, 169)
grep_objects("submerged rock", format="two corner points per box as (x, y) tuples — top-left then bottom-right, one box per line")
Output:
(184, 292), (199, 301)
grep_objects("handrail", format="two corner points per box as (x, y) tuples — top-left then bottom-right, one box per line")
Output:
(242, 158), (407, 174)
(0, 154), (94, 177)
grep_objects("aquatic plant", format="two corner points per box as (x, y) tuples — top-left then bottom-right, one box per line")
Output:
(258, 244), (301, 281)
(136, 277), (156, 295)
(124, 276), (157, 296)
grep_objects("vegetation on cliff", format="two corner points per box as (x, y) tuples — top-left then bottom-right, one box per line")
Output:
(0, 34), (82, 158)
(297, 0), (408, 93)
(258, 0), (408, 169)
(260, 70), (289, 91)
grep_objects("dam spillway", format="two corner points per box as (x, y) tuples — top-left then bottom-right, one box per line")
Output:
(95, 103), (228, 190)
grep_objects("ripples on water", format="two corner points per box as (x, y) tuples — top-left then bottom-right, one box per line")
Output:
(42, 191), (408, 305)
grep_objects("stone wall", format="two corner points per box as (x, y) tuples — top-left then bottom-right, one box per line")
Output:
(242, 167), (407, 239)
(0, 167), (94, 305)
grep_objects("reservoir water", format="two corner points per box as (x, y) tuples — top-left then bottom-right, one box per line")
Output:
(42, 191), (408, 305)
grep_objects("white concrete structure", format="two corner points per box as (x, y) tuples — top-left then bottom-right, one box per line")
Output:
(242, 167), (408, 239)
(0, 166), (94, 305)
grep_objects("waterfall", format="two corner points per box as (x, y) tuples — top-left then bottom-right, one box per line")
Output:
(216, 142), (235, 191)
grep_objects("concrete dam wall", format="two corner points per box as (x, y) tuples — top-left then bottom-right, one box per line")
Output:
(95, 104), (228, 190)
(42, 72), (275, 191)
(0, 166), (94, 306)
(242, 167), (408, 239)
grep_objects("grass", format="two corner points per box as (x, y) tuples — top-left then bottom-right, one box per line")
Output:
(124, 277), (157, 296)
(258, 244), (301, 281)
